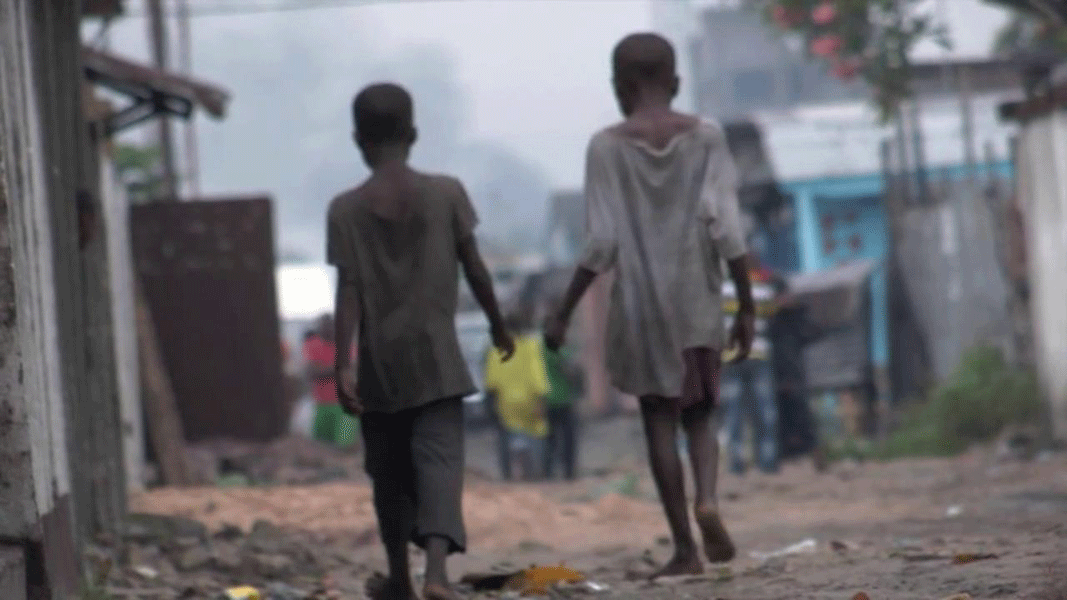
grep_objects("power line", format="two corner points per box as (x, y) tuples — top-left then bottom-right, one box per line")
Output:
(122, 0), (458, 18)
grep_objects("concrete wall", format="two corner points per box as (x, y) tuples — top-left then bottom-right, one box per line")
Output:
(0, 0), (126, 596)
(0, 0), (76, 534)
(890, 179), (1016, 382)
(1015, 109), (1067, 442)
(0, 0), (80, 597)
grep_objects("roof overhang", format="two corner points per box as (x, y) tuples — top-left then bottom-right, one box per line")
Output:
(82, 46), (231, 136)
(1000, 63), (1067, 122)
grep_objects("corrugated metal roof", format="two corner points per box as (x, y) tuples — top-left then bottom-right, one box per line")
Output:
(753, 93), (1021, 182)
(83, 46), (231, 118)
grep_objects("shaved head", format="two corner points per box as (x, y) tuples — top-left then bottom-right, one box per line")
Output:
(352, 82), (415, 147)
(612, 33), (677, 85)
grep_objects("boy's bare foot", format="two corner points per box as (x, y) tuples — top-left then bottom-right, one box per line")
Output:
(366, 572), (416, 600)
(424, 582), (461, 600)
(695, 506), (736, 563)
(648, 552), (704, 580)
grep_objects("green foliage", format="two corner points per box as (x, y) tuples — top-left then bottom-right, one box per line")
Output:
(113, 143), (169, 203)
(758, 0), (1067, 120)
(882, 346), (1042, 459)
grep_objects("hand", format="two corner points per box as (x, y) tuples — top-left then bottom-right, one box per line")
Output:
(727, 307), (756, 364)
(543, 313), (568, 352)
(492, 325), (515, 362)
(336, 367), (363, 416)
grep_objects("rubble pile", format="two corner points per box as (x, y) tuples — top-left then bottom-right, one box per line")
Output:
(91, 513), (376, 599)
(182, 435), (365, 487)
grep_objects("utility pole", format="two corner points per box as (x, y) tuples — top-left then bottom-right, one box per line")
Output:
(147, 0), (179, 201)
(176, 0), (200, 197)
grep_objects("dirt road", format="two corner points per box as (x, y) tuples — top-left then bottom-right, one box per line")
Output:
(104, 418), (1067, 599)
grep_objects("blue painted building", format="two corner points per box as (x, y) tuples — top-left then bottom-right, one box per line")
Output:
(744, 94), (1019, 408)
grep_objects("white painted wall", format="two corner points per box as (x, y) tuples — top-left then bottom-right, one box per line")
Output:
(0, 0), (73, 531)
(101, 153), (144, 492)
(1017, 108), (1067, 442)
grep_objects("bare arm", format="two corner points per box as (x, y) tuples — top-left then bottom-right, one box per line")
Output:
(725, 254), (756, 363)
(543, 267), (597, 352)
(457, 235), (514, 358)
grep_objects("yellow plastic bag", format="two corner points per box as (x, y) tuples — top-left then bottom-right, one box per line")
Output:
(223, 586), (261, 600)
(505, 564), (586, 596)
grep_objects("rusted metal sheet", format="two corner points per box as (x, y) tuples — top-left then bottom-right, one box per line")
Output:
(131, 197), (286, 442)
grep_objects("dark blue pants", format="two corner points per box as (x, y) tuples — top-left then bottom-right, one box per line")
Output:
(722, 359), (779, 474)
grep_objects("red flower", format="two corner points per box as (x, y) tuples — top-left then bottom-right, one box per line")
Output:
(811, 1), (837, 26)
(811, 34), (843, 58)
(831, 56), (862, 81)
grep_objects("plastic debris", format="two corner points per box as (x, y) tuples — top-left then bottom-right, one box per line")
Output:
(946, 505), (963, 518)
(939, 595), (973, 600)
(852, 593), (872, 600)
(132, 565), (159, 580)
(952, 552), (998, 565)
(749, 538), (818, 561)
(222, 586), (261, 600)
(506, 564), (587, 595)
(462, 564), (588, 596)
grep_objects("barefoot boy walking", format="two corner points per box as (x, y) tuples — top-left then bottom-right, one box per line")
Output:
(328, 83), (514, 600)
(545, 33), (756, 578)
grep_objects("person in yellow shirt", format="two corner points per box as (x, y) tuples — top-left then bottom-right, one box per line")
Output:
(484, 311), (549, 481)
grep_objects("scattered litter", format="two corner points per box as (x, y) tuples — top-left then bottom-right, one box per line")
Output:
(852, 593), (872, 600)
(462, 564), (587, 596)
(952, 553), (998, 565)
(506, 564), (587, 595)
(890, 551), (947, 562)
(132, 565), (159, 580)
(946, 505), (963, 518)
(554, 581), (611, 595)
(939, 595), (973, 600)
(222, 586), (261, 600)
(749, 538), (818, 561)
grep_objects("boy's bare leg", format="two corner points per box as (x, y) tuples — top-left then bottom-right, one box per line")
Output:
(639, 397), (703, 578)
(423, 535), (459, 600)
(681, 397), (737, 563)
(368, 479), (417, 600)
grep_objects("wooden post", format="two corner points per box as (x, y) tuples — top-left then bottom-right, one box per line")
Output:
(146, 0), (178, 200)
(135, 279), (194, 486)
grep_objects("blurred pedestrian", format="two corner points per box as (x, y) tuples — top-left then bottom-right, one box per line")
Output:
(302, 314), (358, 449)
(326, 83), (514, 600)
(542, 328), (582, 481)
(545, 33), (755, 578)
(721, 265), (779, 475)
(767, 276), (826, 470)
(484, 310), (549, 482)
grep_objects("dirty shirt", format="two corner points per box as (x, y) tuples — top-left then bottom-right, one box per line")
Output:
(579, 119), (747, 398)
(326, 174), (478, 414)
(484, 334), (549, 438)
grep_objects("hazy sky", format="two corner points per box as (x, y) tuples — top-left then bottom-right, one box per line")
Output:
(100, 0), (1011, 256)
